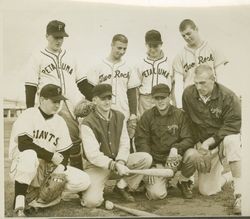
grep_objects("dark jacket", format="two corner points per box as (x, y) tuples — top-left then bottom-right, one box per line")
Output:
(135, 105), (194, 164)
(182, 82), (241, 146)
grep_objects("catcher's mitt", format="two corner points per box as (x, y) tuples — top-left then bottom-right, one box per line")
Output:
(165, 154), (182, 173)
(37, 173), (66, 204)
(74, 99), (95, 118)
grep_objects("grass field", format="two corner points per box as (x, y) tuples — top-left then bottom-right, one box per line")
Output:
(4, 118), (236, 217)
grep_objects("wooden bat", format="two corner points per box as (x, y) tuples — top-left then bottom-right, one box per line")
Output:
(128, 168), (174, 177)
(105, 200), (159, 216)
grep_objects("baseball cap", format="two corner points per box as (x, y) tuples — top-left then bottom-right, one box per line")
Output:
(145, 30), (163, 45)
(151, 84), (170, 98)
(46, 20), (69, 37)
(40, 84), (67, 101)
(92, 84), (112, 98)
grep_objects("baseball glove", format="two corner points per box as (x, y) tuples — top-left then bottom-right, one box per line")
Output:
(165, 154), (182, 173)
(74, 99), (95, 118)
(37, 173), (66, 204)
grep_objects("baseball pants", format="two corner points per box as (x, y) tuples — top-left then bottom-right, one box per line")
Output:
(10, 150), (90, 194)
(197, 134), (241, 196)
(144, 148), (197, 200)
(81, 152), (152, 208)
(58, 101), (83, 169)
(138, 94), (154, 117)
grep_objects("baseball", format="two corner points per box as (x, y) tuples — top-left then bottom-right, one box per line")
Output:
(105, 200), (114, 210)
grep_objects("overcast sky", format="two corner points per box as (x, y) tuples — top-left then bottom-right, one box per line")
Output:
(1, 0), (250, 101)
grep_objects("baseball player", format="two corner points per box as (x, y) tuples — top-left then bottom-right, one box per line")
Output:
(9, 84), (90, 217)
(137, 30), (174, 116)
(25, 20), (93, 170)
(172, 19), (229, 108)
(135, 84), (197, 200)
(80, 84), (152, 208)
(182, 64), (242, 214)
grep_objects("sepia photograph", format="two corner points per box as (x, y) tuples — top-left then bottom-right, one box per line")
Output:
(1, 0), (250, 217)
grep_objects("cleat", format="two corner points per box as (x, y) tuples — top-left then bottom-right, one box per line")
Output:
(113, 186), (135, 202)
(177, 180), (193, 199)
(233, 194), (241, 215)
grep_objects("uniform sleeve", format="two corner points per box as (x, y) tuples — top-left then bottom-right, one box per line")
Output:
(172, 53), (184, 76)
(115, 119), (130, 163)
(25, 54), (40, 87)
(128, 67), (141, 89)
(172, 68), (184, 108)
(171, 112), (194, 155)
(134, 112), (151, 153)
(55, 118), (73, 153)
(80, 124), (113, 169)
(212, 94), (241, 144)
(75, 59), (87, 84)
(211, 45), (229, 69)
(86, 65), (99, 86)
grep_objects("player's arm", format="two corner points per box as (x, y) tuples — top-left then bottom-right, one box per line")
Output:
(18, 134), (54, 161)
(170, 112), (194, 156)
(77, 79), (94, 101)
(127, 88), (137, 116)
(134, 112), (151, 153)
(25, 85), (37, 108)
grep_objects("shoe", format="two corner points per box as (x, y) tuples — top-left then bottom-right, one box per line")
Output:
(113, 186), (135, 202)
(233, 194), (241, 215)
(13, 208), (26, 217)
(177, 180), (193, 199)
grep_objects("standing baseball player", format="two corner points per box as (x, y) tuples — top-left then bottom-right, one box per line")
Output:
(182, 64), (242, 214)
(87, 34), (140, 140)
(80, 84), (152, 208)
(172, 19), (229, 108)
(25, 20), (93, 170)
(137, 30), (174, 116)
(135, 84), (197, 200)
(9, 84), (90, 217)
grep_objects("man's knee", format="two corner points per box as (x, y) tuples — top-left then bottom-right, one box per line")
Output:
(146, 188), (167, 200)
(82, 195), (103, 208)
(223, 134), (241, 161)
(182, 148), (199, 164)
(129, 152), (153, 169)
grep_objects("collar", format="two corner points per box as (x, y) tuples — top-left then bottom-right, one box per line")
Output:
(153, 105), (174, 117)
(146, 50), (165, 62)
(193, 82), (220, 100)
(38, 107), (54, 120)
(95, 109), (112, 121)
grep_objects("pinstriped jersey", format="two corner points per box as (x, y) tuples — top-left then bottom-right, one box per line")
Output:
(173, 41), (228, 88)
(25, 48), (86, 110)
(137, 53), (172, 95)
(9, 107), (72, 160)
(87, 58), (140, 119)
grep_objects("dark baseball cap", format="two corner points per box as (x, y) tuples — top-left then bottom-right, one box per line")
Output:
(40, 84), (67, 101)
(151, 84), (170, 98)
(145, 30), (163, 45)
(92, 84), (112, 98)
(46, 20), (69, 37)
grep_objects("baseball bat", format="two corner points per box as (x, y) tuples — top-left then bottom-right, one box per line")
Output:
(113, 203), (159, 216)
(128, 168), (174, 177)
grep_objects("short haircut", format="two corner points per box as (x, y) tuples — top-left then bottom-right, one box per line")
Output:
(195, 64), (215, 79)
(179, 19), (197, 32)
(112, 34), (128, 44)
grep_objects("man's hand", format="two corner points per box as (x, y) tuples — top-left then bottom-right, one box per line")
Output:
(201, 137), (216, 150)
(51, 152), (64, 166)
(194, 149), (212, 173)
(115, 162), (130, 176)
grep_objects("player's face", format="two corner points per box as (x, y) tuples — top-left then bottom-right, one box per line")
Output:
(46, 35), (64, 52)
(94, 96), (112, 113)
(194, 72), (215, 97)
(153, 96), (170, 112)
(181, 26), (199, 47)
(40, 97), (61, 115)
(111, 41), (127, 60)
(146, 43), (162, 59)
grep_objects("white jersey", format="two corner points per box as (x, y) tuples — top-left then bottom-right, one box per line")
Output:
(9, 107), (72, 160)
(25, 48), (86, 114)
(137, 53), (172, 95)
(87, 58), (140, 119)
(173, 41), (228, 88)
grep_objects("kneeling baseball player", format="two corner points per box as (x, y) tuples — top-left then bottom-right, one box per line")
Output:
(79, 84), (152, 208)
(9, 84), (90, 217)
(135, 84), (197, 200)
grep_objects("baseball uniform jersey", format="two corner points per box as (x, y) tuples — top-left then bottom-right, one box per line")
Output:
(9, 107), (72, 161)
(173, 41), (228, 88)
(25, 48), (86, 114)
(87, 58), (140, 119)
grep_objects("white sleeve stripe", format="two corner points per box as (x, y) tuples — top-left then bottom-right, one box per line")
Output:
(25, 82), (38, 87)
(87, 80), (97, 86)
(76, 76), (87, 84)
(17, 132), (33, 139)
(56, 143), (73, 152)
(128, 82), (141, 89)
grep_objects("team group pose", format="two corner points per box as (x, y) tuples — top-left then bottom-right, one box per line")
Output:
(8, 18), (242, 217)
